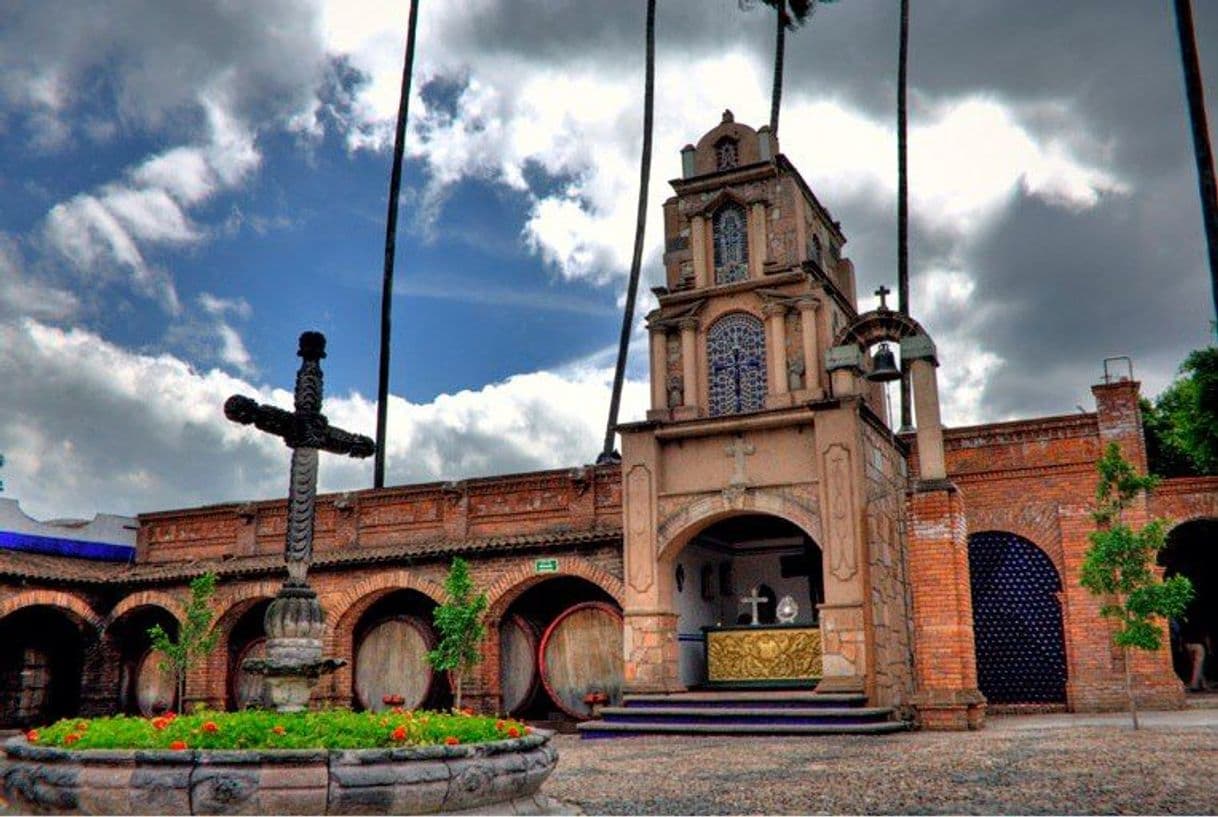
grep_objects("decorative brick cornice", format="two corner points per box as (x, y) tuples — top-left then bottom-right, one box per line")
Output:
(941, 413), (1099, 450)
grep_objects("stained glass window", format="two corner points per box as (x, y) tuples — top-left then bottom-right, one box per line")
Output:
(968, 531), (1067, 704)
(707, 313), (766, 416)
(713, 205), (748, 285)
(715, 138), (738, 170)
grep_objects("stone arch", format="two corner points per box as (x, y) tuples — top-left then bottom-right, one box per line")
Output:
(208, 579), (282, 639)
(105, 591), (185, 628)
(485, 557), (625, 626)
(656, 487), (822, 565)
(0, 590), (102, 631)
(967, 530), (1067, 704)
(832, 309), (927, 350)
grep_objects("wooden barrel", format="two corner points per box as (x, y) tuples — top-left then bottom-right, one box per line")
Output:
(16, 647), (51, 724)
(355, 615), (435, 711)
(135, 649), (177, 716)
(538, 602), (623, 719)
(499, 614), (540, 715)
(232, 637), (270, 710)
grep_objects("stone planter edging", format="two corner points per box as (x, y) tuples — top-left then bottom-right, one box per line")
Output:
(1, 731), (558, 815)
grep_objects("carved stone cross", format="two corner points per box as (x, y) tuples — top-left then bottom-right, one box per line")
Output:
(739, 586), (765, 626)
(725, 434), (755, 487)
(225, 331), (374, 585)
(223, 331), (374, 711)
(875, 284), (892, 311)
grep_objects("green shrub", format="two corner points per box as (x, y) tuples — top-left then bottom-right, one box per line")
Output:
(23, 709), (530, 751)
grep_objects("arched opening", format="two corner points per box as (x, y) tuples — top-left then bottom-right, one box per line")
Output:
(1160, 518), (1217, 693)
(352, 589), (450, 712)
(107, 605), (180, 715)
(712, 204), (749, 285)
(225, 599), (273, 711)
(670, 513), (824, 688)
(498, 576), (621, 722)
(0, 606), (91, 728)
(968, 531), (1067, 704)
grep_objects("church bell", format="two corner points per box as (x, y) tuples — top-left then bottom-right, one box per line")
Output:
(867, 343), (902, 382)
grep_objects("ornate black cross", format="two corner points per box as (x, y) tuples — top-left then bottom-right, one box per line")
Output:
(711, 346), (763, 413)
(223, 331), (373, 710)
(875, 285), (892, 311)
(225, 331), (374, 585)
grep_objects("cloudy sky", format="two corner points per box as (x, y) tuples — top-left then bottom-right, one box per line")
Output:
(0, 0), (1214, 521)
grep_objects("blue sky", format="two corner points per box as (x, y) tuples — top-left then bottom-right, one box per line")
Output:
(0, 0), (1214, 521)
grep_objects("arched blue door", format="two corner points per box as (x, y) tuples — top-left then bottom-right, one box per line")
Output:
(968, 531), (1067, 704)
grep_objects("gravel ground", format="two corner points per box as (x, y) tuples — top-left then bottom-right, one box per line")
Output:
(542, 711), (1218, 815)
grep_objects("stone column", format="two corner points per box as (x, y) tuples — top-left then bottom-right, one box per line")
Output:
(797, 297), (821, 394)
(649, 326), (668, 412)
(748, 202), (767, 278)
(690, 215), (709, 289)
(763, 302), (789, 406)
(825, 345), (864, 398)
(903, 335), (946, 481)
(679, 318), (699, 416)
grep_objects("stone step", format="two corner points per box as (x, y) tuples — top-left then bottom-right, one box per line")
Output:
(600, 705), (894, 724)
(576, 719), (911, 739)
(622, 691), (868, 709)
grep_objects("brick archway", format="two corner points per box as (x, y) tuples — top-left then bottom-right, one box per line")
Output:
(966, 506), (1064, 574)
(485, 558), (624, 626)
(325, 570), (447, 708)
(0, 590), (102, 631)
(105, 591), (186, 627)
(198, 580), (280, 710)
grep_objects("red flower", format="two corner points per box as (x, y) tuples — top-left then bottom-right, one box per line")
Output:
(202, 721), (218, 734)
(391, 726), (407, 742)
(524, 726), (533, 735)
(507, 726), (520, 738)
(495, 719), (506, 731)
(170, 740), (188, 751)
(444, 736), (460, 746)
(151, 717), (170, 731)
(64, 733), (81, 746)
(24, 730), (38, 743)
(75, 721), (88, 731)
(460, 707), (474, 716)
(272, 725), (286, 735)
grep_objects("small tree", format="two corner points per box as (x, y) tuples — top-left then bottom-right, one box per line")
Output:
(427, 557), (488, 712)
(147, 572), (220, 714)
(1080, 443), (1194, 729)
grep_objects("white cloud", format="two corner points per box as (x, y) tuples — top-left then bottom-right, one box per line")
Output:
(0, 317), (646, 520)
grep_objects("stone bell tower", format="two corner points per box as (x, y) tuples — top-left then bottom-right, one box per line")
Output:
(617, 111), (932, 714)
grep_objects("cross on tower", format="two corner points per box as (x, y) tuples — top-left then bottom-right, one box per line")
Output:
(875, 285), (892, 311)
(225, 331), (374, 585)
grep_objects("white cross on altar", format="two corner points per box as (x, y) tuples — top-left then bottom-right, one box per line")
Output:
(725, 434), (755, 487)
(739, 586), (765, 626)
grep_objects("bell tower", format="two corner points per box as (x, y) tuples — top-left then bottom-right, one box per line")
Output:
(616, 112), (918, 709)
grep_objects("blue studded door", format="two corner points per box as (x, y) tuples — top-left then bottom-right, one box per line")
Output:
(968, 531), (1067, 704)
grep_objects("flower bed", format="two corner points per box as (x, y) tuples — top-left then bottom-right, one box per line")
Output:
(1, 710), (558, 815)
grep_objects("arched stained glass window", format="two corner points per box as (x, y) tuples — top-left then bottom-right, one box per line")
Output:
(715, 138), (739, 170)
(713, 205), (748, 285)
(707, 313), (767, 416)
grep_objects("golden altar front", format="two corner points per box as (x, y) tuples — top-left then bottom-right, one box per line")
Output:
(702, 624), (822, 687)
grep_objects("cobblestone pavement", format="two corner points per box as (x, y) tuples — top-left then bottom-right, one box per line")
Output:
(542, 712), (1218, 815)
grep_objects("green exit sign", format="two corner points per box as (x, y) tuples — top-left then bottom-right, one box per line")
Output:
(535, 558), (559, 574)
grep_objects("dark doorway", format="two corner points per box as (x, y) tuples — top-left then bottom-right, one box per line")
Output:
(0, 606), (88, 728)
(968, 531), (1067, 704)
(1160, 519), (1218, 690)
